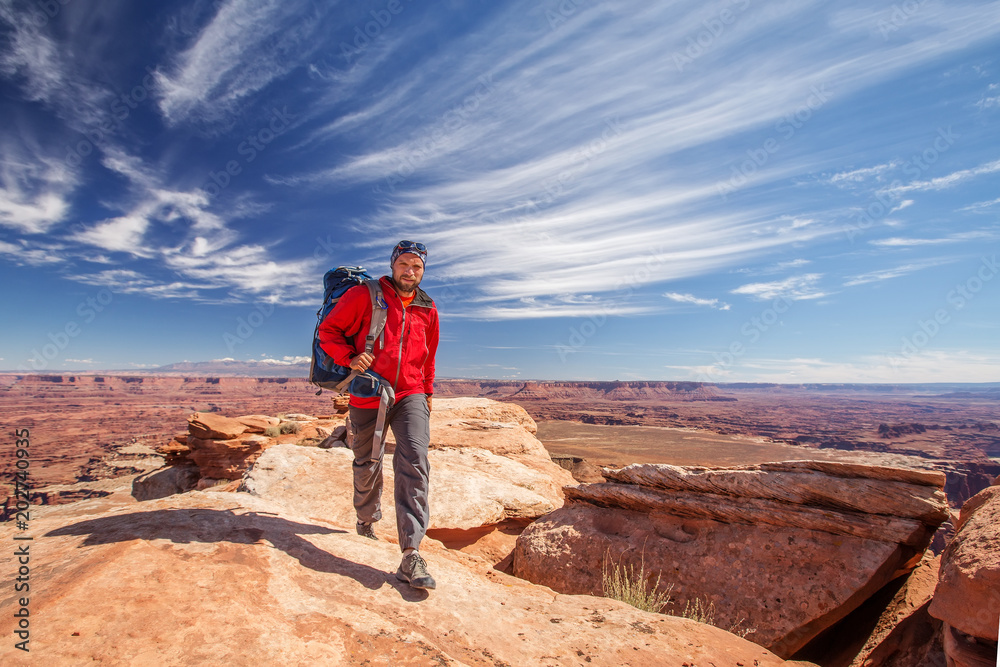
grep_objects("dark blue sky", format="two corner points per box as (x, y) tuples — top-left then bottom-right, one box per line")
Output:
(1, 0), (999, 381)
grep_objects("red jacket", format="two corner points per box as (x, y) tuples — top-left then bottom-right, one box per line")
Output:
(318, 276), (439, 409)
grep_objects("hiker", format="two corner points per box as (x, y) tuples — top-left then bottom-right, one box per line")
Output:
(318, 240), (440, 590)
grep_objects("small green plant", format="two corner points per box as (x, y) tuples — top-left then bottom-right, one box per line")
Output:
(263, 426), (280, 437)
(601, 550), (672, 614)
(279, 421), (301, 435)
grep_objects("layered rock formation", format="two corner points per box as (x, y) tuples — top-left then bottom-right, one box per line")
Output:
(929, 479), (1000, 667)
(241, 399), (575, 565)
(144, 411), (344, 491)
(513, 460), (949, 658)
(0, 480), (791, 665)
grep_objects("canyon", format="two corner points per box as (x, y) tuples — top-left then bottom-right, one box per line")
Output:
(1, 373), (997, 665)
(2, 374), (996, 516)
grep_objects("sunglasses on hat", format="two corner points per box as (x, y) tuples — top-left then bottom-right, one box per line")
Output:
(395, 240), (427, 255)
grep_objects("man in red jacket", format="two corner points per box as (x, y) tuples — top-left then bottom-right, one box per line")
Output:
(318, 240), (440, 589)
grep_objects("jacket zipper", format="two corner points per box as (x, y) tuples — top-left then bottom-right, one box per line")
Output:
(394, 304), (407, 388)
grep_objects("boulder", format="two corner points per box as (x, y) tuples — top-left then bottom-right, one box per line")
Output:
(187, 433), (277, 480)
(155, 436), (191, 464)
(432, 397), (538, 433)
(430, 412), (548, 459)
(929, 483), (1000, 664)
(514, 460), (949, 658)
(0, 492), (789, 666)
(236, 415), (279, 433)
(188, 412), (247, 440)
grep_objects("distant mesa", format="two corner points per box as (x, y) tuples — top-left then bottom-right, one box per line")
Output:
(151, 358), (311, 377)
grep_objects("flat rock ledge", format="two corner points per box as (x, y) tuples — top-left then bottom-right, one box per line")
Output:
(514, 459), (949, 658)
(0, 491), (792, 666)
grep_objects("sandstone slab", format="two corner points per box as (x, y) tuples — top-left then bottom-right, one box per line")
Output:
(187, 412), (247, 440)
(514, 460), (948, 658)
(187, 434), (276, 480)
(242, 444), (573, 542)
(0, 491), (790, 666)
(235, 415), (279, 432)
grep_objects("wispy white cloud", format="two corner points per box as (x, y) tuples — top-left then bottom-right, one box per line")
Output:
(734, 259), (812, 275)
(275, 0), (1000, 318)
(73, 215), (152, 255)
(843, 258), (954, 286)
(870, 237), (953, 247)
(65, 148), (318, 302)
(0, 238), (68, 266)
(154, 0), (324, 126)
(0, 148), (75, 234)
(249, 355), (310, 365)
(827, 161), (901, 185)
(869, 230), (999, 248)
(72, 269), (204, 299)
(881, 159), (1000, 196)
(959, 197), (1000, 212)
(663, 292), (731, 310)
(732, 351), (1000, 383)
(731, 274), (827, 301)
(976, 86), (999, 110)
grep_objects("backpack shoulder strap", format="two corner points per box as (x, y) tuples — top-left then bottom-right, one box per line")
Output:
(363, 279), (388, 354)
(332, 279), (389, 394)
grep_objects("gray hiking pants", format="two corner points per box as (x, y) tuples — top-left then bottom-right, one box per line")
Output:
(348, 392), (430, 552)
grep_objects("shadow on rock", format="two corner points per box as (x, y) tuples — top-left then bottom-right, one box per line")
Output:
(45, 508), (429, 601)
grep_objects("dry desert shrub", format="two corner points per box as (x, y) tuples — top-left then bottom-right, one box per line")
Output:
(601, 550), (673, 614)
(680, 596), (756, 639)
(601, 548), (756, 639)
(278, 421), (301, 435)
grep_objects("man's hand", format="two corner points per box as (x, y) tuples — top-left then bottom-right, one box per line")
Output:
(350, 352), (374, 372)
(426, 395), (433, 413)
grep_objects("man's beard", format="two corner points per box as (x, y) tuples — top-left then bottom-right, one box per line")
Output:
(392, 273), (421, 294)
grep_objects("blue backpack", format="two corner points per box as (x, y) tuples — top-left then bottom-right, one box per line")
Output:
(309, 266), (391, 397)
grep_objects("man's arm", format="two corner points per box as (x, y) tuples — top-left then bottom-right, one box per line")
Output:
(423, 307), (439, 411)
(317, 285), (369, 367)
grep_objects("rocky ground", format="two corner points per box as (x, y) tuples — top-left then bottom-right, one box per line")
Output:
(1, 387), (996, 665)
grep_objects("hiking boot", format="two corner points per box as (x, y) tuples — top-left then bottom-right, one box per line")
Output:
(356, 521), (378, 540)
(396, 551), (436, 589)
